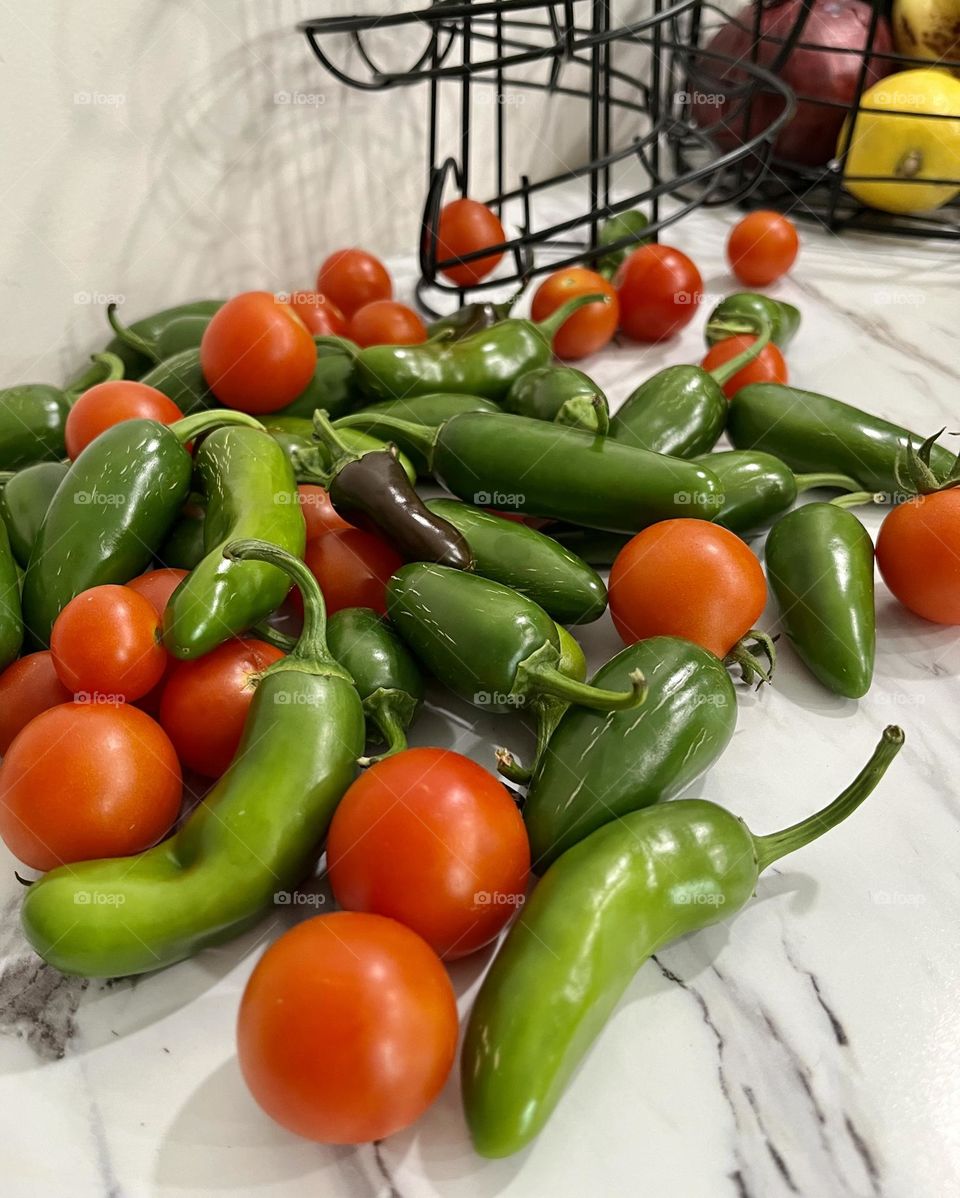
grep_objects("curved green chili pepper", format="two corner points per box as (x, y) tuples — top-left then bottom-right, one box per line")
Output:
(462, 726), (905, 1157)
(75, 298), (224, 382)
(21, 540), (365, 978)
(0, 519), (23, 669)
(156, 498), (206, 570)
(386, 564), (645, 766)
(265, 415), (416, 486)
(503, 365), (610, 433)
(765, 502), (876, 698)
(163, 428), (306, 660)
(705, 292), (801, 348)
(728, 383), (956, 494)
(425, 499), (607, 624)
(339, 293), (605, 403)
(0, 461), (70, 565)
(106, 303), (210, 367)
(22, 410), (262, 647)
(595, 209), (650, 277)
(426, 295), (517, 340)
(333, 410), (724, 532)
(523, 636), (737, 871)
(693, 450), (860, 534)
(610, 321), (772, 457)
(139, 348), (212, 414)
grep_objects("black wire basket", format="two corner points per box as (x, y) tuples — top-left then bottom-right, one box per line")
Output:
(683, 0), (960, 239)
(299, 0), (795, 314)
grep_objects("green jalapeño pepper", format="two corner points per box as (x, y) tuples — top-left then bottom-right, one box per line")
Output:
(333, 410), (724, 532)
(387, 564), (645, 769)
(594, 208), (650, 277)
(22, 410), (261, 646)
(86, 298), (224, 381)
(610, 321), (772, 457)
(273, 337), (361, 421)
(765, 502), (876, 698)
(728, 383), (957, 494)
(139, 348), (212, 414)
(105, 303), (210, 368)
(503, 364), (610, 433)
(0, 461), (70, 565)
(156, 498), (206, 570)
(425, 499), (607, 624)
(544, 525), (631, 568)
(523, 636), (737, 871)
(163, 428), (306, 660)
(426, 295), (517, 340)
(462, 726), (904, 1157)
(337, 292), (605, 403)
(265, 416), (416, 487)
(21, 541), (365, 978)
(0, 519), (23, 669)
(693, 450), (860, 534)
(705, 292), (801, 348)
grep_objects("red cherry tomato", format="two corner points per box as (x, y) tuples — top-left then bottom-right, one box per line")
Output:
(316, 249), (392, 317)
(328, 748), (530, 959)
(436, 198), (506, 287)
(237, 913), (458, 1143)
(127, 568), (188, 619)
(0, 702), (182, 871)
(609, 519), (767, 657)
(200, 291), (317, 414)
(530, 267), (619, 360)
(701, 335), (788, 398)
(0, 652), (73, 754)
(50, 585), (167, 703)
(65, 381), (182, 460)
(348, 300), (428, 348)
(615, 244), (703, 342)
(727, 211), (799, 286)
(286, 291), (349, 337)
(877, 489), (960, 625)
(299, 528), (404, 617)
(298, 485), (353, 540)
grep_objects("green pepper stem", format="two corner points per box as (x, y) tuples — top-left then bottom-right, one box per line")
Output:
(311, 408), (359, 472)
(106, 304), (160, 364)
(556, 395), (609, 435)
(706, 318), (772, 387)
(535, 293), (610, 343)
(521, 662), (647, 713)
(331, 412), (440, 466)
(830, 490), (884, 510)
(170, 410), (264, 444)
(253, 622), (297, 651)
(754, 726), (904, 872)
(358, 697), (409, 767)
(63, 352), (125, 403)
(724, 628), (777, 688)
(223, 539), (338, 671)
(495, 746), (532, 786)
(794, 472), (861, 494)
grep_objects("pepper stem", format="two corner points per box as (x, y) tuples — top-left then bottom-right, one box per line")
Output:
(519, 661), (647, 713)
(311, 408), (360, 472)
(794, 472), (861, 494)
(754, 727), (904, 872)
(64, 352), (125, 403)
(556, 394), (610, 435)
(707, 318), (772, 387)
(724, 628), (777, 688)
(830, 490), (884, 510)
(106, 304), (160, 364)
(252, 622), (297, 651)
(535, 293), (610, 343)
(170, 410), (264, 444)
(495, 746), (532, 786)
(358, 695), (410, 767)
(330, 412), (440, 466)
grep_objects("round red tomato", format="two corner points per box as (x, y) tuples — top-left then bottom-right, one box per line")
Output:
(609, 519), (767, 657)
(159, 638), (285, 776)
(615, 244), (703, 342)
(298, 485), (352, 540)
(727, 211), (799, 287)
(50, 585), (167, 702)
(877, 489), (960, 625)
(316, 249), (392, 317)
(286, 290), (348, 337)
(0, 702), (182, 870)
(237, 912), (458, 1143)
(65, 381), (182, 459)
(436, 198), (506, 287)
(530, 267), (619, 360)
(701, 335), (788, 398)
(301, 528), (404, 616)
(328, 748), (529, 959)
(0, 652), (73, 754)
(200, 291), (317, 414)
(348, 300), (427, 348)
(127, 568), (188, 619)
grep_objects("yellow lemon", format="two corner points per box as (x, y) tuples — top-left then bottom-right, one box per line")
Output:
(839, 68), (960, 213)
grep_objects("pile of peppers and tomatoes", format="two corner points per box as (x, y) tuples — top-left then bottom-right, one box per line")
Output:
(3, 213), (953, 1157)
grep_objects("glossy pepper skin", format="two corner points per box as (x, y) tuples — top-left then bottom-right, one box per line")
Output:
(425, 499), (607, 624)
(0, 461), (70, 565)
(327, 607), (424, 762)
(341, 293), (604, 403)
(272, 337), (361, 421)
(545, 525), (631, 568)
(89, 298), (224, 380)
(765, 502), (876, 698)
(705, 292), (800, 348)
(105, 303), (211, 368)
(265, 416), (417, 487)
(335, 410), (723, 533)
(0, 520), (23, 669)
(21, 541), (366, 978)
(140, 348), (212, 414)
(156, 499), (206, 570)
(728, 383), (956, 494)
(163, 427), (305, 660)
(693, 450), (859, 534)
(523, 637), (737, 871)
(22, 410), (261, 647)
(503, 365), (610, 433)
(463, 727), (905, 1157)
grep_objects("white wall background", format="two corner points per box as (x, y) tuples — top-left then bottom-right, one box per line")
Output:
(0, 1), (655, 386)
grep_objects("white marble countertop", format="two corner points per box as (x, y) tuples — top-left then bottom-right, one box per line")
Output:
(1, 207), (959, 1198)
